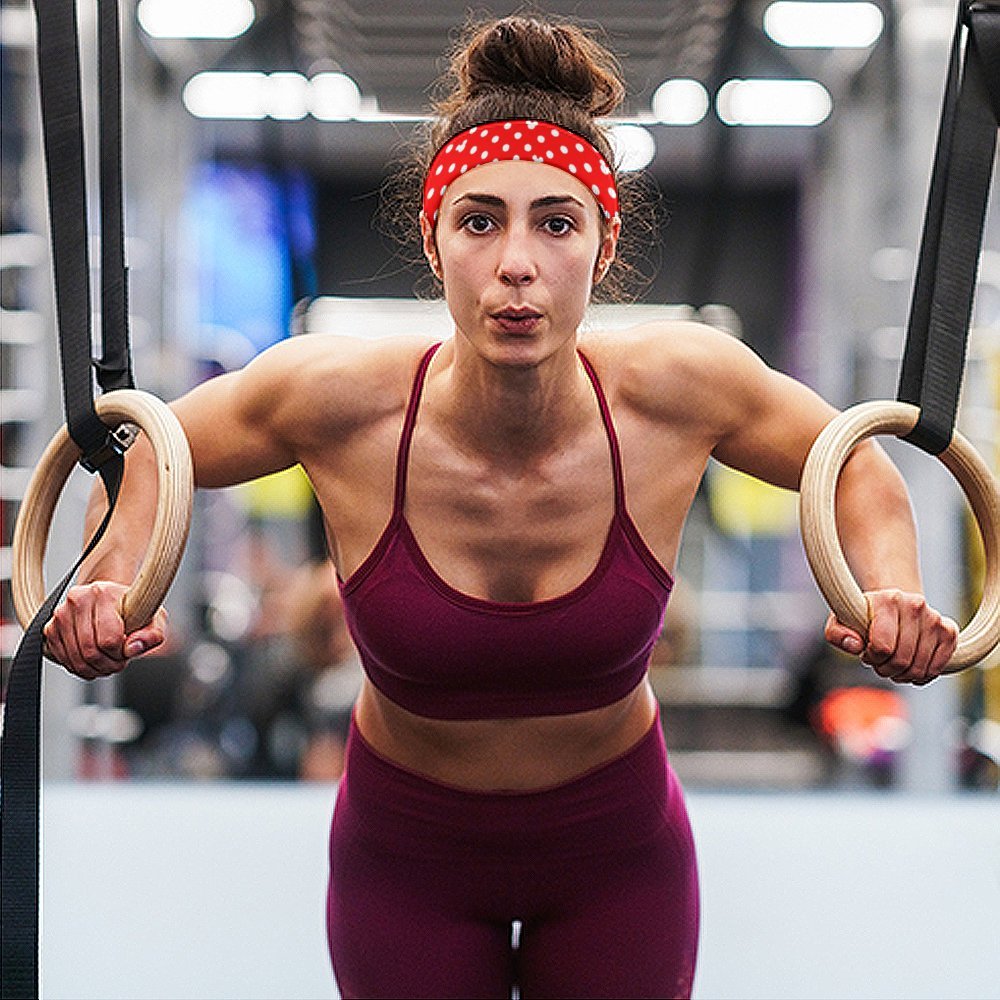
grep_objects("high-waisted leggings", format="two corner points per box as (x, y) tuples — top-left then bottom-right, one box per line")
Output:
(326, 711), (699, 999)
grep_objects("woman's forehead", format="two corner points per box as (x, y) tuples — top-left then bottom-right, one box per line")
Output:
(440, 160), (599, 213)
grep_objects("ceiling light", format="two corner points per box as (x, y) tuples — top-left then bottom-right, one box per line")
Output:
(609, 124), (657, 171)
(182, 71), (365, 121)
(268, 73), (310, 121)
(137, 0), (255, 40)
(0, 7), (35, 47)
(763, 2), (884, 49)
(651, 79), (710, 125)
(182, 72), (268, 119)
(716, 79), (833, 126)
(310, 73), (362, 121)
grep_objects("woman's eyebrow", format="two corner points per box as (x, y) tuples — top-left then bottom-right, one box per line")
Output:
(451, 193), (587, 210)
(530, 194), (587, 210)
(453, 193), (506, 208)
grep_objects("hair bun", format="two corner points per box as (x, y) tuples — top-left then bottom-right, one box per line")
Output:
(455, 16), (624, 119)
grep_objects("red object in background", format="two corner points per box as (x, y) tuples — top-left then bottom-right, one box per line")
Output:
(813, 687), (909, 763)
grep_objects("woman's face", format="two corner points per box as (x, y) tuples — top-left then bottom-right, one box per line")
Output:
(422, 160), (619, 366)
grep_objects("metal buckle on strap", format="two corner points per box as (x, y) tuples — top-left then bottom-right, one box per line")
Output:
(78, 421), (138, 473)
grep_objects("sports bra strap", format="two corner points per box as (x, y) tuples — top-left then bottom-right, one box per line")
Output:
(577, 349), (626, 513)
(393, 342), (442, 514)
(393, 343), (625, 515)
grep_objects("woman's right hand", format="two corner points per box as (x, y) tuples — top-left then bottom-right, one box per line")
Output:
(42, 581), (168, 680)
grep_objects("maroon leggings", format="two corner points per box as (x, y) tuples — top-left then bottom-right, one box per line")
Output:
(326, 712), (699, 999)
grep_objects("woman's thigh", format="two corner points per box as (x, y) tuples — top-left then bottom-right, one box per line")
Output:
(515, 837), (699, 1000)
(328, 810), (516, 999)
(328, 890), (514, 999)
(327, 713), (697, 999)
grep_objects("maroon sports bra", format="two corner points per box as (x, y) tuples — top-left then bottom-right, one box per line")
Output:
(337, 343), (674, 720)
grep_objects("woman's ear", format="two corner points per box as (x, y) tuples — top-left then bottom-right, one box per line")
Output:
(420, 211), (443, 281)
(593, 214), (621, 284)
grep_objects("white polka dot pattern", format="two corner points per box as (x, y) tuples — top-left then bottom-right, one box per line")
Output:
(423, 120), (619, 224)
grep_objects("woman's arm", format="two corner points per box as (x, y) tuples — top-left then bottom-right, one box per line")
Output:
(42, 336), (325, 679)
(824, 439), (958, 683)
(647, 323), (959, 684)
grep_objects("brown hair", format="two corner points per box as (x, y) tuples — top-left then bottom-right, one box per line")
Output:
(429, 15), (623, 162)
(380, 13), (658, 303)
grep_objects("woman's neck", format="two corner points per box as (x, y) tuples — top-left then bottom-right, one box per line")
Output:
(433, 337), (594, 462)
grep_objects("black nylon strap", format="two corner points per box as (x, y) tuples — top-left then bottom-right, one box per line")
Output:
(33, 0), (133, 454)
(1, 461), (123, 1000)
(33, 0), (106, 459)
(96, 0), (133, 393)
(898, 2), (1000, 454)
(1, 2), (132, 997)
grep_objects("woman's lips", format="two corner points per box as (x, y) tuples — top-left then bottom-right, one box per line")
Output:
(491, 310), (542, 334)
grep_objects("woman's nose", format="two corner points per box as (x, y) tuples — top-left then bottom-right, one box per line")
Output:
(496, 233), (537, 285)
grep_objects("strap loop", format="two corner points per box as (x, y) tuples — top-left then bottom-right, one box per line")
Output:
(76, 420), (138, 474)
(898, 1), (1000, 453)
(1, 3), (142, 997)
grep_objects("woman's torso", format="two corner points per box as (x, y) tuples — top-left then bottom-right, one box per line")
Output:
(295, 332), (716, 790)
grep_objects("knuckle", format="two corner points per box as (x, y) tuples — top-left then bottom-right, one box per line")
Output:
(78, 639), (101, 664)
(921, 605), (941, 628)
(882, 587), (904, 608)
(95, 635), (122, 658)
(940, 617), (959, 642)
(65, 588), (86, 609)
(868, 637), (894, 658)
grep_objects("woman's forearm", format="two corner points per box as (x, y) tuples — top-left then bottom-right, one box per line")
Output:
(77, 435), (160, 586)
(833, 439), (923, 595)
(825, 437), (957, 681)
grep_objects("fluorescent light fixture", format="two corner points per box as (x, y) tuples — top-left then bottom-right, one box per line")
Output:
(869, 247), (914, 283)
(609, 124), (656, 172)
(183, 71), (364, 121)
(310, 72), (362, 121)
(651, 78), (710, 125)
(137, 0), (255, 40)
(183, 72), (269, 119)
(764, 2), (884, 49)
(0, 7), (35, 47)
(716, 78), (833, 126)
(268, 73), (310, 121)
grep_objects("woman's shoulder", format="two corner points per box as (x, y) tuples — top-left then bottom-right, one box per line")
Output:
(254, 331), (439, 381)
(243, 333), (442, 431)
(580, 319), (757, 419)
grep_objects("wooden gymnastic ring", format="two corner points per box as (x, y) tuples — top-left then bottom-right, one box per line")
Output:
(11, 389), (193, 634)
(799, 400), (1000, 671)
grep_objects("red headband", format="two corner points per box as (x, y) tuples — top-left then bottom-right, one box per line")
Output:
(423, 119), (619, 225)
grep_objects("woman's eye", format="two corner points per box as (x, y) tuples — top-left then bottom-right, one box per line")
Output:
(462, 213), (495, 234)
(544, 216), (574, 235)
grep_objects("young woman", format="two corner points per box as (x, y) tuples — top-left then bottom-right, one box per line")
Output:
(43, 15), (959, 1000)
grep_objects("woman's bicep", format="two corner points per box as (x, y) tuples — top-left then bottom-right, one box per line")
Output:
(171, 362), (298, 488)
(710, 362), (836, 491)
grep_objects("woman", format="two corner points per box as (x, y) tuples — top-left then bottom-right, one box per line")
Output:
(44, 15), (959, 1000)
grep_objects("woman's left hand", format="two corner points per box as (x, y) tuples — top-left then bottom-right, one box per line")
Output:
(825, 589), (959, 685)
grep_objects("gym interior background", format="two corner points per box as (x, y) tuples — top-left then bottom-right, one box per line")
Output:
(0, 2), (998, 999)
